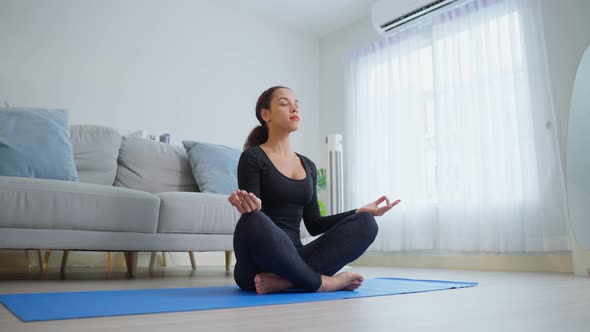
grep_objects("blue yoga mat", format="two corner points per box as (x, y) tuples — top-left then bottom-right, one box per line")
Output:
(0, 277), (477, 322)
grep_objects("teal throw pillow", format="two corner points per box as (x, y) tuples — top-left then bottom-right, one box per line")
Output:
(182, 141), (240, 195)
(0, 108), (79, 181)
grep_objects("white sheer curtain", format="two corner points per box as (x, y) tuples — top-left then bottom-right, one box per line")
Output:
(345, 0), (570, 253)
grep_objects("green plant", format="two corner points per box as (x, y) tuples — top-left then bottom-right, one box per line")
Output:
(317, 168), (327, 191)
(317, 168), (328, 216)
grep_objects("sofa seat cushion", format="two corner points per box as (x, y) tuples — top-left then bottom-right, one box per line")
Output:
(156, 192), (240, 235)
(0, 176), (160, 233)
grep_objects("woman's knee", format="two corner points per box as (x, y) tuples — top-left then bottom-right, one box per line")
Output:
(237, 211), (270, 230)
(235, 211), (276, 241)
(238, 210), (264, 222)
(357, 211), (379, 240)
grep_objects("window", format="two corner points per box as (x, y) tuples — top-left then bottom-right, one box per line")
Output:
(345, 0), (568, 253)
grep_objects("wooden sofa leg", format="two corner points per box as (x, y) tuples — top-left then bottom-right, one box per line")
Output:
(107, 252), (112, 272)
(123, 253), (128, 272)
(225, 251), (232, 272)
(43, 250), (52, 271)
(189, 252), (196, 270)
(36, 250), (43, 272)
(124, 252), (138, 277)
(60, 250), (69, 274)
(149, 252), (156, 272)
(161, 252), (166, 267)
(25, 250), (31, 268)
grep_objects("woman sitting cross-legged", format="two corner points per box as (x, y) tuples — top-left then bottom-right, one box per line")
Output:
(228, 86), (400, 295)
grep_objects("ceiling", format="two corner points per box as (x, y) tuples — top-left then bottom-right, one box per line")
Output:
(226, 0), (376, 39)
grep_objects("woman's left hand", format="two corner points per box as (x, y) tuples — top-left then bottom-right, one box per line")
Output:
(356, 196), (401, 217)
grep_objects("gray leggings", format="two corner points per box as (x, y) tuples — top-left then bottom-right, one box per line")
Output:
(233, 211), (378, 292)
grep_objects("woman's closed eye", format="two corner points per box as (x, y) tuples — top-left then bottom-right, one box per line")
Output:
(281, 103), (299, 110)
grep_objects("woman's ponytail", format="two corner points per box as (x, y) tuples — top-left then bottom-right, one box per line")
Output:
(243, 86), (289, 150)
(243, 125), (268, 150)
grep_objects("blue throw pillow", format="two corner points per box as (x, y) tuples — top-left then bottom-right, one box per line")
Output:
(182, 140), (240, 195)
(0, 108), (79, 181)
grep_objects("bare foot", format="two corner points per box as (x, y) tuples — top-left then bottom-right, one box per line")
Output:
(254, 273), (295, 295)
(317, 272), (364, 292)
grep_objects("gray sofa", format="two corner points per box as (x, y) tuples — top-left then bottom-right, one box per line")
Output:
(0, 125), (244, 276)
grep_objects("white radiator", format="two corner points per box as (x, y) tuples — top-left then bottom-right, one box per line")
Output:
(326, 134), (344, 214)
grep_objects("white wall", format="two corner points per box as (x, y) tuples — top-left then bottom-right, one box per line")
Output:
(317, 17), (380, 191)
(318, 18), (379, 146)
(319, 0), (590, 202)
(0, 0), (321, 160)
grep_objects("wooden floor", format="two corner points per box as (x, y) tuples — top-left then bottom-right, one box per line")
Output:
(0, 266), (589, 332)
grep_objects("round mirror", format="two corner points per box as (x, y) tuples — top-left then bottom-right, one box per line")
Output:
(567, 45), (590, 250)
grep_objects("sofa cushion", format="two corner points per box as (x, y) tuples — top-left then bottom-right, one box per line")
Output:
(156, 192), (240, 235)
(182, 141), (240, 195)
(70, 125), (122, 185)
(0, 108), (79, 181)
(114, 137), (199, 193)
(0, 176), (160, 233)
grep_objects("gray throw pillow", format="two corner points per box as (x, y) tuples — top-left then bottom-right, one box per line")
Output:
(70, 125), (122, 185)
(114, 137), (199, 193)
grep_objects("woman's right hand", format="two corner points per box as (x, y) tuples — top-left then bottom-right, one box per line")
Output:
(228, 190), (262, 213)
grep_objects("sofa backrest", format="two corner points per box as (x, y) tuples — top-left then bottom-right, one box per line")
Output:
(113, 136), (200, 193)
(70, 125), (199, 193)
(70, 125), (122, 185)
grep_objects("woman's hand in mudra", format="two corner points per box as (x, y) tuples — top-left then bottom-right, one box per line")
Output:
(356, 196), (401, 217)
(228, 189), (262, 213)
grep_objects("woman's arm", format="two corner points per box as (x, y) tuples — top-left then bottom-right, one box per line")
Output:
(301, 160), (401, 235)
(237, 149), (261, 198)
(302, 162), (356, 236)
(228, 149), (262, 213)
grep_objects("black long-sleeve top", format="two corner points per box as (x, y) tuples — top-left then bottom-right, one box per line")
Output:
(237, 145), (356, 248)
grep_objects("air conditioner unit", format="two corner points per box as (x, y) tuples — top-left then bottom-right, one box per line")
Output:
(371, 0), (457, 35)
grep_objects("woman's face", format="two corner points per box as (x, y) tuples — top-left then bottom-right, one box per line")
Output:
(263, 88), (300, 133)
